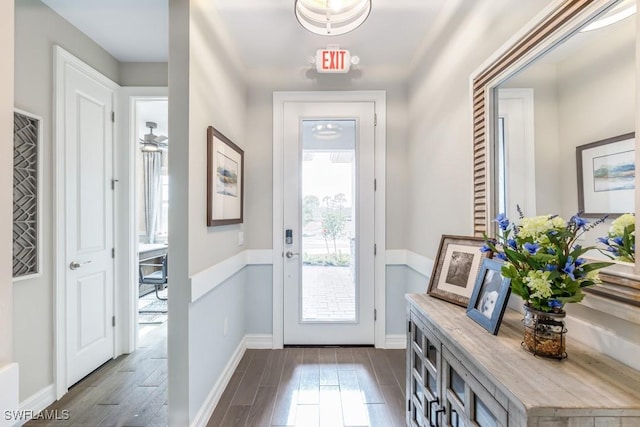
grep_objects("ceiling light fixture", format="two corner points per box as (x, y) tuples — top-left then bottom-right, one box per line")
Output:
(580, 0), (636, 32)
(295, 0), (372, 36)
(139, 121), (168, 152)
(312, 122), (343, 139)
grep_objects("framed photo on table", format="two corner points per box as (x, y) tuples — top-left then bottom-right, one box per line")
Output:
(576, 132), (635, 217)
(466, 258), (511, 335)
(207, 126), (244, 226)
(427, 235), (490, 307)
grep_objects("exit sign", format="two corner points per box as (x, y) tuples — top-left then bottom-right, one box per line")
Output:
(316, 49), (351, 73)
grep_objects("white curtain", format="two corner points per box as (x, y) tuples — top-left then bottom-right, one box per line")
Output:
(143, 151), (163, 244)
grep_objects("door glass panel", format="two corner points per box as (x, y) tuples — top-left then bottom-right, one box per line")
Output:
(414, 354), (423, 376)
(426, 371), (437, 395)
(413, 377), (424, 403)
(415, 327), (424, 350)
(450, 367), (465, 402)
(413, 406), (426, 427)
(450, 408), (463, 427)
(301, 120), (356, 322)
(475, 396), (498, 427)
(426, 340), (437, 366)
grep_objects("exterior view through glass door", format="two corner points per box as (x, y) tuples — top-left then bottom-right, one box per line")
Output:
(283, 102), (375, 345)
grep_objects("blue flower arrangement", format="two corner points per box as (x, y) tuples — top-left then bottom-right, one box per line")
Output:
(482, 208), (613, 312)
(598, 213), (635, 263)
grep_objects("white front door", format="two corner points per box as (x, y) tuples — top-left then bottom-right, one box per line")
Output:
(283, 101), (375, 345)
(62, 56), (115, 387)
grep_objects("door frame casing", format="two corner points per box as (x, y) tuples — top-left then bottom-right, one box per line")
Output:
(118, 90), (168, 354)
(272, 91), (387, 348)
(53, 46), (120, 398)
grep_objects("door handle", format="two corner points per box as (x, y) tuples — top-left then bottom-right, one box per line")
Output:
(70, 260), (92, 270)
(434, 408), (446, 427)
(285, 251), (300, 259)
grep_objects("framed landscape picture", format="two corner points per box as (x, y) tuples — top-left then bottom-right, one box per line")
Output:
(207, 126), (244, 226)
(427, 235), (490, 307)
(576, 132), (635, 217)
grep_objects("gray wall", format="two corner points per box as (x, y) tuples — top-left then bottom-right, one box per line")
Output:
(189, 271), (246, 419)
(120, 62), (168, 87)
(1, 0), (14, 368)
(245, 265), (273, 335)
(168, 0), (248, 423)
(406, 0), (547, 258)
(14, 0), (168, 401)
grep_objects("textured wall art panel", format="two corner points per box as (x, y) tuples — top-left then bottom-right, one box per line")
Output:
(13, 111), (39, 278)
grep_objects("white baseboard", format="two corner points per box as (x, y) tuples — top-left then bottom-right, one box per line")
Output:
(385, 334), (407, 349)
(245, 334), (273, 349)
(0, 363), (18, 427)
(190, 336), (247, 427)
(12, 384), (56, 426)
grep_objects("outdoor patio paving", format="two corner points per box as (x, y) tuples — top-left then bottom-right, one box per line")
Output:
(302, 265), (356, 321)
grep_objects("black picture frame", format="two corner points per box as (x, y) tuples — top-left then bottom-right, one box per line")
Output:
(466, 258), (511, 335)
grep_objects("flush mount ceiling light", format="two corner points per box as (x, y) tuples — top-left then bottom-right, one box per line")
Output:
(312, 122), (343, 139)
(580, 0), (636, 32)
(295, 0), (372, 36)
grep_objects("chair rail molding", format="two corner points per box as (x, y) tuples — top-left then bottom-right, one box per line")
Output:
(189, 249), (273, 303)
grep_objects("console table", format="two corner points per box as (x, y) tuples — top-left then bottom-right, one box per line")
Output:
(406, 293), (640, 427)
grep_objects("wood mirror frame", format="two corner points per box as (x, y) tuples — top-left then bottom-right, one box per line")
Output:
(471, 0), (640, 310)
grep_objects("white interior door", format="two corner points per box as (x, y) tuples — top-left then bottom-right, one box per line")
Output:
(63, 59), (115, 387)
(283, 101), (375, 345)
(498, 89), (536, 220)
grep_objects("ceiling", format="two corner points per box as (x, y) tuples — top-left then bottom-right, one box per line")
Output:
(41, 0), (169, 62)
(41, 0), (448, 70)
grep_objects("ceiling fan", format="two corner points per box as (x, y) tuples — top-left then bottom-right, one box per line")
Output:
(139, 121), (168, 152)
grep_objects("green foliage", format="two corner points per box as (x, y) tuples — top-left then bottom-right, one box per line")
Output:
(320, 194), (348, 254)
(598, 213), (635, 263)
(303, 252), (350, 267)
(303, 195), (320, 225)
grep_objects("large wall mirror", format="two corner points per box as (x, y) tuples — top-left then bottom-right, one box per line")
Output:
(472, 0), (639, 309)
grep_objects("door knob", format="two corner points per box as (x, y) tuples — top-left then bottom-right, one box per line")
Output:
(285, 251), (300, 259)
(70, 260), (92, 270)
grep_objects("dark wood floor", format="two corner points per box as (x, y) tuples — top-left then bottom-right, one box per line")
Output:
(27, 324), (168, 427)
(27, 326), (407, 427)
(207, 347), (407, 427)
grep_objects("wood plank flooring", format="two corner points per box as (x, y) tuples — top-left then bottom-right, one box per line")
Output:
(26, 324), (168, 427)
(207, 347), (407, 427)
(25, 326), (407, 427)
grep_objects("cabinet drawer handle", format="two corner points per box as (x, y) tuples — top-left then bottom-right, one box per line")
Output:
(434, 408), (446, 427)
(427, 400), (439, 427)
